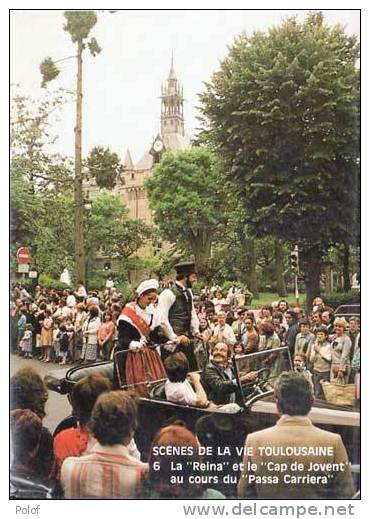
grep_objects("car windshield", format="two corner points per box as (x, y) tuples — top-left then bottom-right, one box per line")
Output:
(232, 346), (292, 403)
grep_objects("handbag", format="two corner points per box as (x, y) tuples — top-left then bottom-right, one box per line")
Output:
(321, 377), (355, 406)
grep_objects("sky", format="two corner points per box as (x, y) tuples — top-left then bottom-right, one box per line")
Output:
(11, 10), (360, 165)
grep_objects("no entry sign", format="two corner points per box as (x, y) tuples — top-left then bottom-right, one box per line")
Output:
(17, 247), (31, 264)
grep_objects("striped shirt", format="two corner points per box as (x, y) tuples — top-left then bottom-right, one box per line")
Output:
(61, 443), (148, 499)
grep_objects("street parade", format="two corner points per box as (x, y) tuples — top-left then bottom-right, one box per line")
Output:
(10, 8), (360, 507)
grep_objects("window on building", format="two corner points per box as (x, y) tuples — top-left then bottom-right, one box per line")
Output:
(131, 172), (135, 180)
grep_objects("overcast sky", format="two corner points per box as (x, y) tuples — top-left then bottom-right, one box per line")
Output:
(10, 9), (360, 164)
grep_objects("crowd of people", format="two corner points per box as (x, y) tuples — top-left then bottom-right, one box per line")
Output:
(10, 268), (360, 499)
(11, 280), (360, 401)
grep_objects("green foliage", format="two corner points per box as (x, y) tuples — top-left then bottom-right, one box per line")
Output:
(145, 147), (226, 275)
(63, 11), (97, 42)
(40, 58), (60, 88)
(86, 192), (153, 261)
(116, 282), (135, 304)
(38, 273), (70, 291)
(88, 37), (101, 56)
(199, 13), (360, 248)
(321, 291), (360, 310)
(86, 146), (121, 189)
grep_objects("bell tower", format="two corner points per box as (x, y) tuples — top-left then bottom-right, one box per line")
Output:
(160, 54), (185, 137)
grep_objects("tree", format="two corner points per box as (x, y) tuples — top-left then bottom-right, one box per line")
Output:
(199, 12), (359, 306)
(145, 147), (226, 276)
(41, 10), (101, 285)
(86, 192), (153, 270)
(11, 89), (75, 276)
(87, 146), (122, 189)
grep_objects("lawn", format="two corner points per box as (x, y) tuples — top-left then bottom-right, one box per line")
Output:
(249, 292), (305, 309)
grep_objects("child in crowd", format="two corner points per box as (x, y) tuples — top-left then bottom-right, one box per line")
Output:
(293, 353), (313, 387)
(19, 323), (33, 359)
(58, 324), (69, 365)
(294, 319), (315, 362)
(309, 326), (331, 399)
(53, 322), (60, 363)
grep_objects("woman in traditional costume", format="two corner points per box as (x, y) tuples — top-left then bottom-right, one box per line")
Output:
(114, 279), (166, 394)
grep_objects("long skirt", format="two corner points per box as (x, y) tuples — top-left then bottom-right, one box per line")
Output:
(125, 347), (167, 397)
(81, 342), (98, 362)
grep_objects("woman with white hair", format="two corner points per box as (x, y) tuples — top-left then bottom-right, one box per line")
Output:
(330, 317), (351, 383)
(114, 279), (166, 393)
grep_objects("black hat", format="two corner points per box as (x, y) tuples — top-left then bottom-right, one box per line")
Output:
(174, 261), (197, 276)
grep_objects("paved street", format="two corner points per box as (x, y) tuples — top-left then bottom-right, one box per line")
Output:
(10, 353), (73, 433)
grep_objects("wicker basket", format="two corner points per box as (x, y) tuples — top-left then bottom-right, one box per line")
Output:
(321, 380), (356, 407)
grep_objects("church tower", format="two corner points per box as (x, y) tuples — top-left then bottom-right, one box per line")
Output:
(160, 55), (185, 137)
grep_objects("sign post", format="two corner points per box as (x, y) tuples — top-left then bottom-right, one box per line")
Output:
(16, 247), (31, 280)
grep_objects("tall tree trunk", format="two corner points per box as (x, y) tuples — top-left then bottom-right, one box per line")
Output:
(303, 247), (322, 310)
(74, 39), (86, 285)
(274, 238), (287, 297)
(192, 232), (212, 279)
(248, 239), (259, 298)
(342, 243), (351, 292)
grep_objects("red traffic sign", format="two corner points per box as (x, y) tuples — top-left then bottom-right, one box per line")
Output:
(17, 247), (31, 264)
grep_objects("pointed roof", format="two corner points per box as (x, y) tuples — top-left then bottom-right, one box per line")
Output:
(136, 150), (153, 170)
(168, 52), (177, 81)
(123, 148), (134, 170)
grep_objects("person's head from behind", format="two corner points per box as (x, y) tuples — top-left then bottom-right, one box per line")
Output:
(89, 390), (139, 446)
(147, 425), (201, 498)
(165, 353), (189, 383)
(285, 310), (297, 326)
(88, 304), (100, 318)
(259, 321), (275, 338)
(72, 374), (111, 427)
(274, 372), (313, 416)
(10, 367), (48, 419)
(11, 408), (42, 466)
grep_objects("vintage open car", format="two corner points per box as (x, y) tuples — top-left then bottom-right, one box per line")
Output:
(46, 346), (360, 496)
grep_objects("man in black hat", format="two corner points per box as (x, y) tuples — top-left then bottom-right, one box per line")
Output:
(156, 261), (202, 371)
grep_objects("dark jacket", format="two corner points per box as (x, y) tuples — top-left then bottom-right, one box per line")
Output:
(285, 323), (299, 356)
(201, 361), (237, 405)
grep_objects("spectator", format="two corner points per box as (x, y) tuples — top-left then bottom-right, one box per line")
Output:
(98, 311), (116, 360)
(259, 321), (280, 351)
(53, 374), (113, 474)
(10, 367), (54, 479)
(212, 290), (230, 315)
(140, 424), (225, 499)
(40, 309), (53, 363)
(19, 323), (33, 359)
(61, 390), (147, 499)
(237, 372), (354, 499)
(81, 305), (101, 363)
(17, 308), (27, 353)
(310, 310), (322, 334)
(294, 319), (315, 360)
(284, 310), (299, 357)
(210, 312), (236, 350)
(10, 409), (54, 499)
(330, 317), (351, 383)
(309, 326), (332, 399)
(243, 316), (259, 354)
(232, 308), (247, 344)
(321, 309), (335, 337)
(348, 316), (360, 363)
(272, 311), (286, 343)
